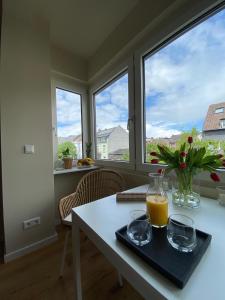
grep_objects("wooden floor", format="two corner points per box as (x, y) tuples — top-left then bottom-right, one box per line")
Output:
(0, 226), (144, 300)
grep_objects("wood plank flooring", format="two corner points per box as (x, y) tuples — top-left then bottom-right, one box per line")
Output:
(0, 226), (144, 300)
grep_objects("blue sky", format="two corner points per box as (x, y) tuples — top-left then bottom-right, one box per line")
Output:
(56, 88), (82, 137)
(145, 8), (225, 138)
(57, 8), (225, 139)
(95, 73), (128, 131)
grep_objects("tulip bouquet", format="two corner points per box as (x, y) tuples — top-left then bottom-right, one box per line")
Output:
(150, 136), (224, 208)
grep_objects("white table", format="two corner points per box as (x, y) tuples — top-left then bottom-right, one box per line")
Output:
(72, 185), (225, 300)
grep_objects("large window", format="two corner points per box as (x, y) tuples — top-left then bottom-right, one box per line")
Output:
(143, 8), (225, 163)
(56, 88), (83, 159)
(94, 72), (129, 161)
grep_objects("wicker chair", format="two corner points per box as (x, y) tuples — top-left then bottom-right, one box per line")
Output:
(58, 169), (125, 278)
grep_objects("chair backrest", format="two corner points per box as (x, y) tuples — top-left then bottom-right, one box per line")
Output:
(59, 169), (125, 220)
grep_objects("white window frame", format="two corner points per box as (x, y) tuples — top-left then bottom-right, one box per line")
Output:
(215, 107), (224, 114)
(89, 57), (135, 169)
(220, 119), (225, 129)
(51, 72), (89, 164)
(134, 1), (225, 173)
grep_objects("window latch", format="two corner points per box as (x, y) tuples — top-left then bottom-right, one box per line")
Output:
(127, 116), (134, 131)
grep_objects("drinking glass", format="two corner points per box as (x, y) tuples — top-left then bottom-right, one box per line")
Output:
(127, 210), (152, 246)
(216, 186), (225, 206)
(146, 173), (168, 228)
(167, 214), (197, 252)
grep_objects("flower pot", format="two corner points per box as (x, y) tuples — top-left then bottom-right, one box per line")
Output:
(63, 157), (73, 169)
(172, 171), (200, 209)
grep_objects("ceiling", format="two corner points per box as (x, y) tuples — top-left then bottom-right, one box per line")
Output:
(49, 0), (139, 59)
(6, 0), (139, 59)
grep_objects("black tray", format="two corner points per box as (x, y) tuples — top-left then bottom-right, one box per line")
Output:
(115, 219), (212, 289)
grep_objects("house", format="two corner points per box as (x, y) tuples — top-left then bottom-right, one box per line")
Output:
(108, 148), (129, 160)
(202, 102), (225, 140)
(72, 134), (83, 159)
(0, 0), (225, 299)
(96, 126), (129, 159)
(146, 134), (182, 148)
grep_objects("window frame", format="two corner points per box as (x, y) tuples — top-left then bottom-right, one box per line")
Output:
(220, 119), (225, 129)
(134, 1), (225, 173)
(215, 107), (224, 114)
(51, 73), (89, 164)
(89, 57), (135, 169)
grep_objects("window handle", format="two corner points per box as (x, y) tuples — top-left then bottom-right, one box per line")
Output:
(127, 116), (134, 130)
(52, 127), (57, 137)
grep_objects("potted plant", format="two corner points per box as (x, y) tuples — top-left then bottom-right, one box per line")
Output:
(85, 142), (92, 158)
(62, 147), (73, 169)
(77, 142), (94, 167)
(150, 136), (223, 208)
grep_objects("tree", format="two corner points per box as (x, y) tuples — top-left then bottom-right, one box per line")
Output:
(57, 141), (77, 159)
(176, 128), (199, 149)
(122, 150), (129, 161)
(145, 127), (225, 161)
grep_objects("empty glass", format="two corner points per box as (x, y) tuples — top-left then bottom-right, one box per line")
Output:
(167, 214), (197, 252)
(127, 210), (152, 246)
(217, 186), (225, 206)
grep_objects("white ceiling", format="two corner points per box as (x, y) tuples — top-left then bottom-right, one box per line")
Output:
(49, 0), (139, 59)
(6, 0), (139, 59)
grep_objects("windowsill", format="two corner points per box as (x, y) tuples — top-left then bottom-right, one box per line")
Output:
(139, 163), (225, 173)
(53, 165), (99, 175)
(94, 159), (135, 170)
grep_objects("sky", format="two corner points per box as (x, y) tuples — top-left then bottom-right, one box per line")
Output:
(56, 8), (225, 139)
(145, 8), (225, 138)
(56, 88), (82, 137)
(95, 73), (128, 131)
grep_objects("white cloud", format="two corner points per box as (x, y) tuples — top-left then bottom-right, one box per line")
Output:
(57, 123), (81, 137)
(95, 73), (129, 130)
(144, 10), (225, 132)
(56, 89), (82, 124)
(146, 123), (180, 138)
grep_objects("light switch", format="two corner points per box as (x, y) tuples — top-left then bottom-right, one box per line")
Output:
(24, 144), (35, 154)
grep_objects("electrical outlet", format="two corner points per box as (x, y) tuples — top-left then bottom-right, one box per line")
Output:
(23, 217), (41, 230)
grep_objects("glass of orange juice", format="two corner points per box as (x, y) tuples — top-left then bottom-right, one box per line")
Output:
(146, 173), (168, 228)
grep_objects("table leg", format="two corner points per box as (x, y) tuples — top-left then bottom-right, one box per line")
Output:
(117, 271), (124, 287)
(72, 223), (82, 300)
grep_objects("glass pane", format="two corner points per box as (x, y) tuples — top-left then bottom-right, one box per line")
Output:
(144, 8), (225, 162)
(56, 88), (82, 159)
(95, 73), (129, 161)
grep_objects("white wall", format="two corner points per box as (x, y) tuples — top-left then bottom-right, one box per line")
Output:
(0, 9), (56, 258)
(88, 0), (176, 80)
(51, 45), (88, 82)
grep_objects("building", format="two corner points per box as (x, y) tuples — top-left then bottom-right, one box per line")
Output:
(203, 102), (225, 140)
(146, 134), (182, 148)
(108, 148), (129, 160)
(72, 134), (83, 159)
(97, 126), (129, 159)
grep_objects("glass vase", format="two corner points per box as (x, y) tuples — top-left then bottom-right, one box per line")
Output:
(172, 170), (200, 208)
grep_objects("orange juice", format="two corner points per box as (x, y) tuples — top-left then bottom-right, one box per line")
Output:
(146, 194), (168, 227)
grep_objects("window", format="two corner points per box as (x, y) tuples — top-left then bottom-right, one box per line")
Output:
(220, 119), (225, 129)
(56, 88), (83, 159)
(215, 107), (224, 114)
(94, 72), (129, 161)
(143, 8), (225, 162)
